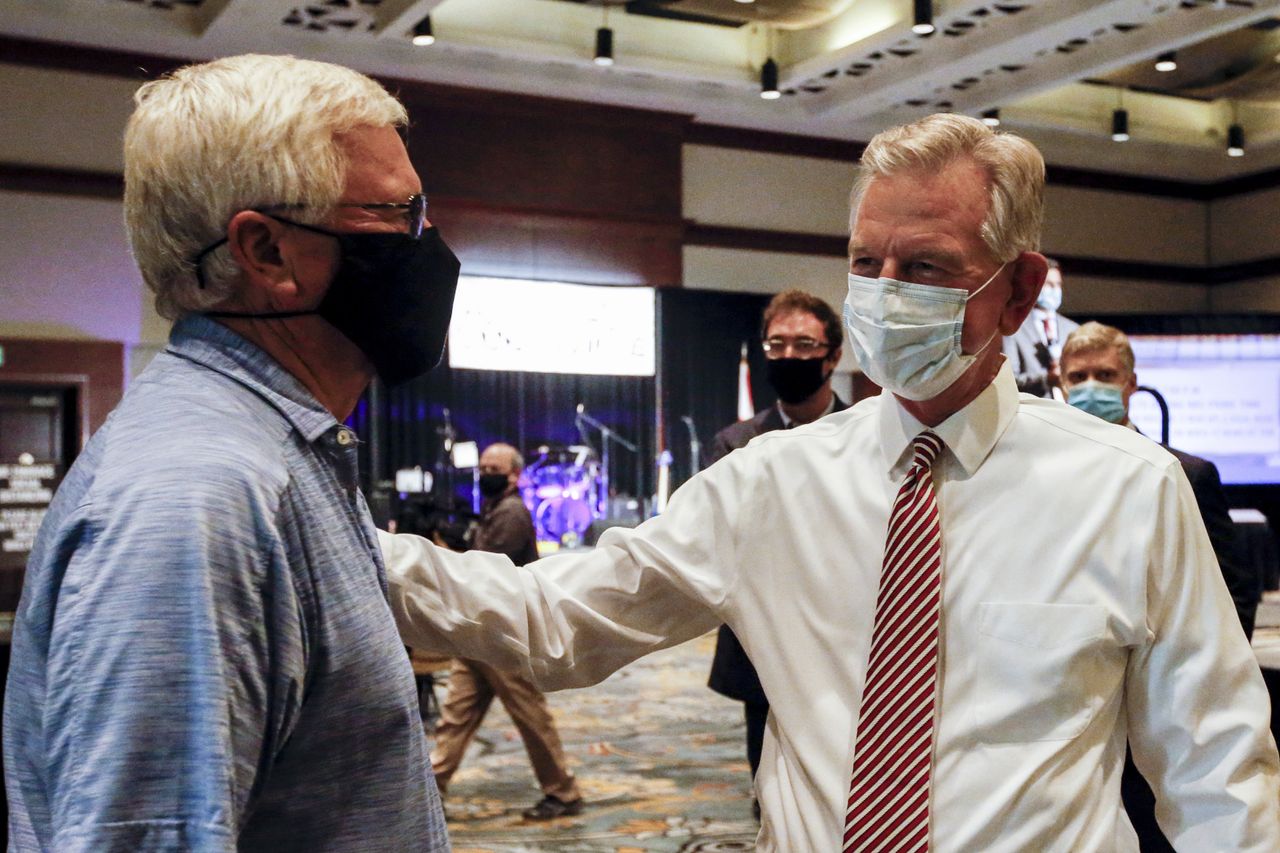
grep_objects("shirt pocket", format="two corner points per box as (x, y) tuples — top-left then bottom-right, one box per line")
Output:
(972, 602), (1109, 744)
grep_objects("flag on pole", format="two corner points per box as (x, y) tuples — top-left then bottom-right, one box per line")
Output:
(737, 342), (755, 421)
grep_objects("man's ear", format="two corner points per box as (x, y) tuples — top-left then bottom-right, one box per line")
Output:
(1000, 251), (1049, 336)
(225, 211), (297, 300)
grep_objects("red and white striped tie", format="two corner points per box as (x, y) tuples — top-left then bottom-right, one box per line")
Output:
(844, 431), (946, 853)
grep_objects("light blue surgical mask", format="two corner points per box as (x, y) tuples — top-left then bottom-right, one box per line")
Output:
(843, 265), (1004, 401)
(1067, 380), (1127, 424)
(1036, 283), (1062, 313)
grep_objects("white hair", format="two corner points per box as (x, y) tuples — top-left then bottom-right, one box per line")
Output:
(850, 113), (1045, 263)
(123, 54), (409, 320)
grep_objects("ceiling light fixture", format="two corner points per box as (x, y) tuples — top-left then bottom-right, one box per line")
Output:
(982, 108), (1000, 127)
(734, 0), (756, 4)
(411, 16), (434, 47)
(1111, 109), (1129, 142)
(1228, 123), (1245, 157)
(761, 58), (781, 100)
(594, 27), (614, 66)
(1155, 51), (1177, 72)
(594, 6), (614, 67)
(913, 0), (935, 35)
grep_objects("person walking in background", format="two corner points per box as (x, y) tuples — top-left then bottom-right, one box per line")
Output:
(430, 442), (585, 821)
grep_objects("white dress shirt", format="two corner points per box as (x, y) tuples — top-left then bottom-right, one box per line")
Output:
(381, 362), (1280, 852)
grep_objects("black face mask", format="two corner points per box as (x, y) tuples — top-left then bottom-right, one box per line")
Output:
(206, 220), (461, 387)
(478, 473), (510, 498)
(765, 357), (830, 405)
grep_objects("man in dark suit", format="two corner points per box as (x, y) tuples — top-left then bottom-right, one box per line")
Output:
(707, 289), (849, 819)
(1003, 258), (1078, 398)
(1060, 321), (1258, 853)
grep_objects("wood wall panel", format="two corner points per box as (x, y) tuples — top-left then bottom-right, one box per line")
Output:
(0, 339), (125, 442)
(431, 199), (682, 286)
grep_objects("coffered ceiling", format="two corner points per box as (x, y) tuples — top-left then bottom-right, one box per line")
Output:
(3, 0), (1280, 181)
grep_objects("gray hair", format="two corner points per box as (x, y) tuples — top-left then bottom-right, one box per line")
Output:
(850, 113), (1045, 263)
(1061, 321), (1136, 377)
(484, 443), (525, 474)
(123, 54), (409, 320)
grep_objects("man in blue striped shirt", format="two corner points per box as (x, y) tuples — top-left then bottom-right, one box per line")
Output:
(4, 54), (459, 851)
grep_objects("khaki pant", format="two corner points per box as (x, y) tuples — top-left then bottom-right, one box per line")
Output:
(430, 658), (580, 802)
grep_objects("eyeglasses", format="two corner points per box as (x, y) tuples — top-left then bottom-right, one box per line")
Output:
(263, 193), (430, 240)
(191, 193), (429, 288)
(762, 337), (830, 358)
(332, 193), (430, 239)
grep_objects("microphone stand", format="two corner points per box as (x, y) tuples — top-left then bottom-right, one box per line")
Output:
(576, 403), (639, 517)
(435, 407), (456, 498)
(680, 414), (701, 474)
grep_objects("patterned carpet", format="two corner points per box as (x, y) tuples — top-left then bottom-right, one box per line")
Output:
(430, 632), (761, 852)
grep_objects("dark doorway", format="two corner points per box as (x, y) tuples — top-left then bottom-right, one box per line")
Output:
(0, 383), (79, 844)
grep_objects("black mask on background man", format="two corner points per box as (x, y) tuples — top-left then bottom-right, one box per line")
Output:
(478, 473), (511, 498)
(765, 357), (830, 405)
(206, 221), (461, 387)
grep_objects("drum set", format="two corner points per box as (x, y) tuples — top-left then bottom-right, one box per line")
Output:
(518, 445), (601, 545)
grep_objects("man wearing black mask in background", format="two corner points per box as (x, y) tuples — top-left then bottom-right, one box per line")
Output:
(430, 443), (584, 820)
(706, 289), (846, 820)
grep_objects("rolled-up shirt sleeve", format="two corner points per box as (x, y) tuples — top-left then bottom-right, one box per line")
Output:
(382, 447), (753, 690)
(1124, 461), (1280, 851)
(31, 475), (305, 851)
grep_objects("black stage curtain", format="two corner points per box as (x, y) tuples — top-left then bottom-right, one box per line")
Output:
(351, 358), (655, 505)
(659, 289), (777, 490)
(350, 289), (779, 508)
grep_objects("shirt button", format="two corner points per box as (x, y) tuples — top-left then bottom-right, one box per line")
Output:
(336, 429), (354, 446)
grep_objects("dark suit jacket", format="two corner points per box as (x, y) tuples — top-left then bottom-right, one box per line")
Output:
(1002, 310), (1079, 398)
(706, 396), (849, 706)
(1166, 446), (1258, 638)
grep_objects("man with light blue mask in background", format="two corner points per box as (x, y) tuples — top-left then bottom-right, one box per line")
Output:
(1060, 319), (1261, 853)
(1060, 321), (1257, 638)
(379, 113), (1280, 851)
(1002, 257), (1078, 399)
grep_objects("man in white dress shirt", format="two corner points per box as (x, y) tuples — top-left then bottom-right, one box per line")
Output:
(381, 114), (1280, 851)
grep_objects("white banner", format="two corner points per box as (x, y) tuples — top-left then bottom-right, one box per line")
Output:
(448, 276), (656, 377)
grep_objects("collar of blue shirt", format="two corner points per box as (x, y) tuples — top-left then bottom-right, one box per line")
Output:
(166, 313), (341, 444)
